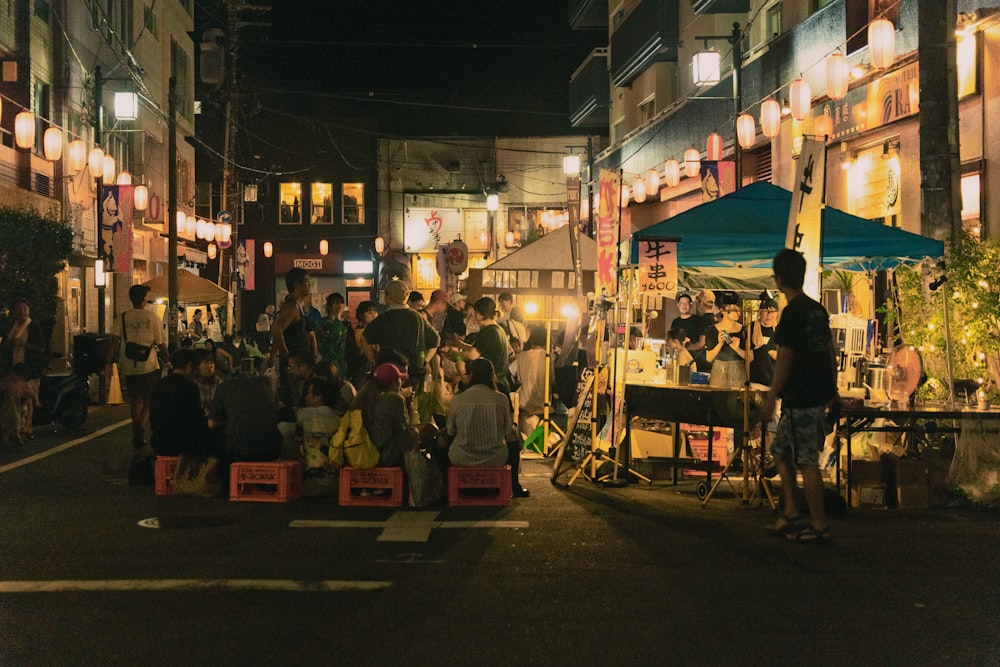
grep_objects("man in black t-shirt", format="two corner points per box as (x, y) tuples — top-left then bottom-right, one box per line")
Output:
(760, 249), (837, 545)
(670, 293), (701, 350)
(364, 279), (439, 393)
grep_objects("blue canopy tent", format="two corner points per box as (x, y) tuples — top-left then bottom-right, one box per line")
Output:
(629, 181), (944, 290)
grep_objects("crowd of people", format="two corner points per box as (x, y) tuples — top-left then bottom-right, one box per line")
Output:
(106, 269), (536, 499)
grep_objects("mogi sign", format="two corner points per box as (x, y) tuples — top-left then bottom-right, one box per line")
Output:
(294, 259), (323, 270)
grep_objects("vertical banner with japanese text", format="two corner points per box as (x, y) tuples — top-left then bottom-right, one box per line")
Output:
(786, 137), (827, 299)
(636, 239), (678, 299)
(237, 239), (255, 291)
(100, 185), (134, 272)
(596, 169), (621, 297)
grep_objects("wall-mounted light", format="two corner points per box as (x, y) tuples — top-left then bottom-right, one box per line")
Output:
(486, 193), (499, 211)
(374, 235), (385, 255)
(692, 50), (722, 86)
(113, 91), (138, 120)
(319, 239), (329, 256)
(263, 241), (273, 258)
(563, 155), (580, 176)
(94, 259), (106, 287)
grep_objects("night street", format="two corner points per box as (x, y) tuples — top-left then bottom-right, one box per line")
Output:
(1, 405), (998, 666)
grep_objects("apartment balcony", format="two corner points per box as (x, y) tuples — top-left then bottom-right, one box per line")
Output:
(690, 0), (750, 13)
(610, 0), (680, 88)
(568, 0), (608, 30)
(569, 49), (611, 128)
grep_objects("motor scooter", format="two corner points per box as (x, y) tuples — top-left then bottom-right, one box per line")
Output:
(31, 354), (90, 430)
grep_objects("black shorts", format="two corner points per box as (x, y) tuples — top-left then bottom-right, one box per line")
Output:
(124, 370), (160, 399)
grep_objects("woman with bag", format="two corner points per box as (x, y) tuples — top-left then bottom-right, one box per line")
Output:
(348, 363), (418, 468)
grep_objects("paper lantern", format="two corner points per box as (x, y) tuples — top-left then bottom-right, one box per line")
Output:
(221, 223), (232, 241)
(68, 140), (87, 172)
(706, 132), (724, 161)
(869, 17), (896, 70)
(88, 147), (104, 178)
(632, 176), (646, 204)
(790, 78), (811, 121)
(319, 239), (329, 256)
(116, 170), (132, 185)
(664, 158), (680, 188)
(736, 114), (756, 149)
(263, 241), (273, 258)
(645, 169), (659, 197)
(814, 114), (834, 140)
(102, 155), (115, 182)
(133, 184), (149, 211)
(374, 236), (385, 254)
(684, 147), (701, 178)
(205, 221), (216, 241)
(692, 50), (722, 86)
(760, 98), (781, 138)
(207, 243), (217, 260)
(620, 183), (630, 207)
(43, 127), (63, 161)
(826, 51), (849, 100)
(14, 111), (34, 149)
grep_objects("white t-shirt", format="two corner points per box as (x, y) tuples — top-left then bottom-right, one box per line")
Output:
(112, 307), (164, 375)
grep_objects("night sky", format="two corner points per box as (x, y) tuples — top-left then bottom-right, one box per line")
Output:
(228, 0), (606, 138)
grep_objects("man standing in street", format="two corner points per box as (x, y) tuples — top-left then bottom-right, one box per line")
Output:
(760, 249), (837, 545)
(107, 284), (167, 451)
(269, 268), (315, 407)
(364, 279), (439, 394)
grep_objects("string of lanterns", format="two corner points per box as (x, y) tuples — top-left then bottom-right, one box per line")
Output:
(621, 14), (897, 206)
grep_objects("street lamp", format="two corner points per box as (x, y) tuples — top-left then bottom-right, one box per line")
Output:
(693, 22), (745, 188)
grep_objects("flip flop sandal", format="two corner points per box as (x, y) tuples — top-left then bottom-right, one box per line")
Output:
(786, 526), (833, 545)
(766, 515), (804, 536)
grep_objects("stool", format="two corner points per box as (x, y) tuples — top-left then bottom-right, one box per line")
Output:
(154, 456), (178, 496)
(447, 466), (512, 507)
(229, 461), (302, 502)
(338, 467), (404, 507)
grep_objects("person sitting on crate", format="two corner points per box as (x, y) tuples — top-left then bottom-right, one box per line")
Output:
(208, 372), (282, 464)
(150, 349), (211, 458)
(349, 362), (418, 470)
(297, 377), (341, 478)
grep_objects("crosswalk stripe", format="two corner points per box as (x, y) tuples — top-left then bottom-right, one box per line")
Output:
(0, 579), (391, 593)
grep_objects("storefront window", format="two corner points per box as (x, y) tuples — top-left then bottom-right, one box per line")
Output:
(961, 172), (982, 239)
(342, 183), (363, 225)
(311, 182), (332, 224)
(279, 182), (302, 224)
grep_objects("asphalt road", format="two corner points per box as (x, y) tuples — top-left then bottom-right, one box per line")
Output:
(1, 405), (998, 665)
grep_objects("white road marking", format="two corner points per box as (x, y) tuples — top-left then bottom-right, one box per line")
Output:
(0, 579), (391, 593)
(290, 511), (529, 542)
(0, 419), (131, 474)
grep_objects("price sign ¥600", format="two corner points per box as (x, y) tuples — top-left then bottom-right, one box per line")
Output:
(637, 239), (677, 298)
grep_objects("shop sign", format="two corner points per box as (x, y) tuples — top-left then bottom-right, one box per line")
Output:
(404, 208), (462, 253)
(596, 169), (621, 297)
(786, 136), (826, 300)
(636, 239), (677, 298)
(293, 258), (323, 270)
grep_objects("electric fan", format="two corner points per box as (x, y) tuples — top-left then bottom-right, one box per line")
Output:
(885, 346), (923, 404)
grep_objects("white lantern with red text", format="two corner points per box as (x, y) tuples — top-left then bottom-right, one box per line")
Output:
(826, 51), (849, 100)
(869, 17), (896, 70)
(664, 158), (680, 187)
(760, 98), (781, 138)
(684, 147), (701, 178)
(790, 78), (811, 121)
(736, 114), (756, 149)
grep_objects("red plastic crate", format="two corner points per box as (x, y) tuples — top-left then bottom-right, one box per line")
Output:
(338, 467), (404, 507)
(155, 456), (178, 495)
(683, 437), (729, 476)
(229, 461), (302, 502)
(447, 466), (512, 507)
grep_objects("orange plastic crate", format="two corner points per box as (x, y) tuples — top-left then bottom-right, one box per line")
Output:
(229, 461), (302, 503)
(338, 467), (404, 507)
(447, 466), (512, 507)
(155, 456), (178, 495)
(683, 437), (728, 476)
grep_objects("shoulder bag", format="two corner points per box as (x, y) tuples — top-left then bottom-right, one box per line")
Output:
(122, 312), (152, 363)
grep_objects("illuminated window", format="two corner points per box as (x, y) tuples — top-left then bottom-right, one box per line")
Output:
(961, 172), (982, 239)
(342, 183), (363, 225)
(279, 182), (302, 224)
(311, 182), (332, 224)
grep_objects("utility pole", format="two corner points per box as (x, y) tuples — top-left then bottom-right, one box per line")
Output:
(919, 0), (962, 241)
(168, 76), (179, 352)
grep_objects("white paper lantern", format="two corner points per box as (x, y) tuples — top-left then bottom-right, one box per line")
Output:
(88, 147), (105, 178)
(760, 98), (781, 138)
(684, 147), (701, 178)
(664, 159), (680, 188)
(14, 111), (35, 149)
(736, 114), (756, 149)
(826, 51), (849, 100)
(869, 17), (896, 69)
(68, 140), (87, 173)
(43, 127), (63, 161)
(790, 78), (811, 121)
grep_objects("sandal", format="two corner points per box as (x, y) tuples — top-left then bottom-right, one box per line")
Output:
(786, 526), (833, 545)
(766, 515), (804, 537)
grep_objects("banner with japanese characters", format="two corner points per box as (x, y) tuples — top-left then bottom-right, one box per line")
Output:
(636, 239), (678, 298)
(99, 185), (134, 273)
(596, 169), (621, 298)
(786, 136), (827, 299)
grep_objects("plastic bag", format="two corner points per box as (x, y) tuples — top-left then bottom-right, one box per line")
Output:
(172, 455), (223, 497)
(329, 409), (380, 469)
(403, 448), (444, 507)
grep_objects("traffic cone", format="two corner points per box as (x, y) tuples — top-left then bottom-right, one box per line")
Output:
(106, 363), (124, 405)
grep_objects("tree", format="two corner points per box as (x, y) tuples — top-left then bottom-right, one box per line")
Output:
(0, 206), (74, 336)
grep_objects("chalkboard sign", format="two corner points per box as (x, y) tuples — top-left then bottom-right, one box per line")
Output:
(563, 367), (595, 461)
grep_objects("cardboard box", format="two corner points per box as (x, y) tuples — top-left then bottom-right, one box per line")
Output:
(850, 460), (883, 485)
(850, 483), (887, 509)
(896, 484), (930, 509)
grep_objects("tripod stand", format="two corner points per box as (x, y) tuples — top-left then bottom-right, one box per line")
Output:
(701, 425), (777, 508)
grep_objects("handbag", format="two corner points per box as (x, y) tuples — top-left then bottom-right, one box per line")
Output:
(122, 313), (152, 362)
(171, 454), (223, 497)
(403, 448), (444, 507)
(329, 409), (380, 469)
